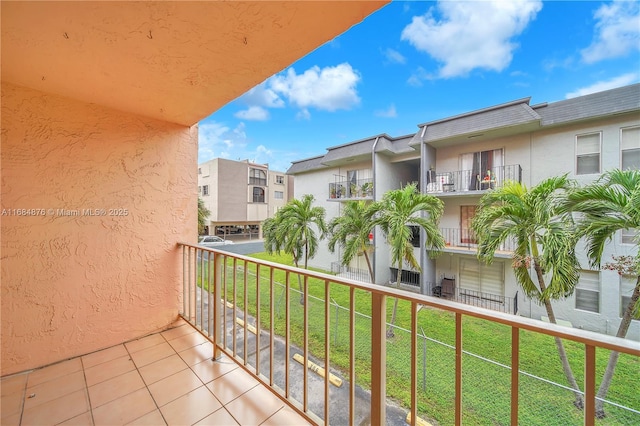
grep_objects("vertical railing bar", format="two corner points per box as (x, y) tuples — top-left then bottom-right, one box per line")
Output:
(370, 292), (386, 425)
(349, 287), (356, 426)
(222, 255), (228, 350)
(213, 252), (222, 360)
(269, 267), (275, 386)
(511, 326), (520, 425)
(208, 251), (213, 339)
(182, 245), (186, 316)
(324, 280), (330, 423)
(455, 312), (463, 426)
(232, 257), (237, 357)
(584, 344), (596, 426)
(199, 249), (204, 329)
(187, 247), (192, 322)
(255, 263), (261, 376)
(303, 274), (309, 412)
(410, 302), (418, 426)
(243, 259), (248, 366)
(285, 271), (291, 399)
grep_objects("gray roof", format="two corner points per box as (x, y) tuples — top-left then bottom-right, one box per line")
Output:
(535, 83), (640, 126)
(286, 155), (327, 175)
(419, 98), (540, 143)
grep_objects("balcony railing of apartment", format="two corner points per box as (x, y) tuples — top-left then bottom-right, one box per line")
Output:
(389, 267), (420, 288)
(428, 280), (519, 315)
(441, 227), (517, 253)
(249, 177), (267, 186)
(331, 262), (372, 283)
(426, 164), (522, 194)
(329, 178), (373, 200)
(179, 243), (640, 426)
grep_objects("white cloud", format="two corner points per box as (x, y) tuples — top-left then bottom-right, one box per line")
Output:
(270, 63), (361, 111)
(234, 106), (269, 121)
(375, 104), (398, 118)
(401, 0), (542, 78)
(565, 73), (639, 98)
(239, 82), (285, 108)
(383, 48), (407, 64)
(296, 109), (311, 120)
(198, 121), (247, 163)
(407, 66), (431, 87)
(581, 1), (640, 64)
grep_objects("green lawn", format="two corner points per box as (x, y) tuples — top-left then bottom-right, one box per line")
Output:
(196, 251), (639, 425)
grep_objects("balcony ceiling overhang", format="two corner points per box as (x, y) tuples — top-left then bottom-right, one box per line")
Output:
(1, 1), (388, 126)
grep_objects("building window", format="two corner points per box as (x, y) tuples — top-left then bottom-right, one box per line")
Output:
(576, 132), (601, 175)
(198, 186), (201, 194)
(276, 175), (285, 184)
(409, 226), (420, 248)
(253, 187), (265, 203)
(249, 168), (267, 186)
(460, 206), (478, 244)
(459, 259), (504, 296)
(575, 270), (600, 313)
(198, 167), (202, 174)
(620, 275), (638, 319)
(621, 126), (640, 170)
(202, 185), (209, 196)
(621, 228), (638, 245)
(274, 191), (284, 199)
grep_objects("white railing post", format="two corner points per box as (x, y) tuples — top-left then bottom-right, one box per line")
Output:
(213, 252), (223, 360)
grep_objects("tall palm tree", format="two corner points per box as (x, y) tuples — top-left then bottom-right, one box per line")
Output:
(328, 200), (376, 282)
(262, 194), (327, 303)
(371, 183), (444, 337)
(198, 198), (211, 236)
(471, 175), (584, 408)
(565, 169), (640, 417)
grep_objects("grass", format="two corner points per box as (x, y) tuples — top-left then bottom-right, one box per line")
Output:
(195, 251), (639, 425)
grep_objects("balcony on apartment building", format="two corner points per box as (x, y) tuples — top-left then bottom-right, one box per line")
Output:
(328, 178), (374, 200)
(3, 244), (638, 425)
(441, 227), (517, 256)
(426, 164), (522, 195)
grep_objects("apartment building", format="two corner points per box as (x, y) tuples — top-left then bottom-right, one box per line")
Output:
(288, 84), (640, 340)
(198, 158), (292, 237)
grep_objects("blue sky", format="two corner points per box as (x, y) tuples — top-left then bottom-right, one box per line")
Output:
(198, 0), (640, 172)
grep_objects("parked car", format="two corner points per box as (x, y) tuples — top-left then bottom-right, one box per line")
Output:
(198, 235), (234, 247)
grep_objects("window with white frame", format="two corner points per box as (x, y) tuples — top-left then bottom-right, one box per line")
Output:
(575, 270), (600, 313)
(622, 228), (639, 245)
(276, 175), (285, 184)
(576, 132), (601, 175)
(620, 275), (638, 319)
(621, 126), (640, 170)
(274, 191), (284, 199)
(202, 185), (209, 196)
(253, 187), (265, 203)
(249, 168), (267, 186)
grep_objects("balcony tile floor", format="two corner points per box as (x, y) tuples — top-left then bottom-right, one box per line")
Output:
(1, 319), (311, 426)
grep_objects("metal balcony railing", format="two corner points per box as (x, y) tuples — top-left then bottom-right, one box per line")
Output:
(426, 164), (522, 194)
(179, 243), (640, 426)
(427, 280), (519, 315)
(329, 178), (373, 200)
(440, 227), (517, 253)
(331, 262), (372, 283)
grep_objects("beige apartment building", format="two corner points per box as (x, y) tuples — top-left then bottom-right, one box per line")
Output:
(198, 158), (293, 238)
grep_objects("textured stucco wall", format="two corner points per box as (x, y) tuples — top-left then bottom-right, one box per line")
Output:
(1, 83), (197, 375)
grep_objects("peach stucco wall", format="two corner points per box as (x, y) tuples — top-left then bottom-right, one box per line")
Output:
(1, 82), (196, 375)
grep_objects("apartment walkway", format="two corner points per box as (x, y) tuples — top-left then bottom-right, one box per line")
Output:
(1, 319), (309, 426)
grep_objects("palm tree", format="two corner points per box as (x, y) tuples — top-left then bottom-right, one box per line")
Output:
(471, 175), (584, 408)
(198, 198), (211, 236)
(565, 169), (640, 417)
(328, 200), (376, 282)
(262, 194), (327, 303)
(371, 183), (444, 337)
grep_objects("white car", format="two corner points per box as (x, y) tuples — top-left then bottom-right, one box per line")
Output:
(198, 235), (234, 247)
